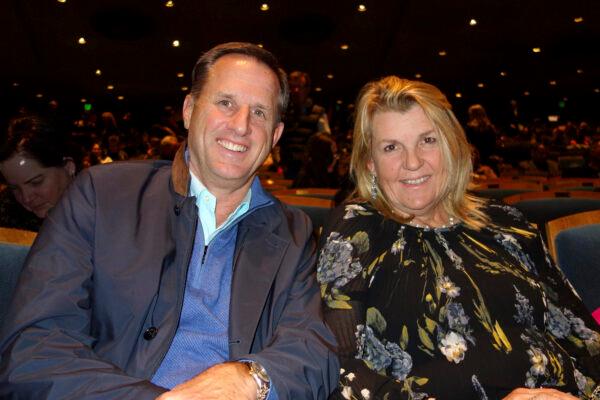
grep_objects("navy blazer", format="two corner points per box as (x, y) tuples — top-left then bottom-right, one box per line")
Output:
(0, 147), (338, 399)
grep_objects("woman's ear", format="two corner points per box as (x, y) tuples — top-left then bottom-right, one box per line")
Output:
(63, 157), (76, 178)
(367, 158), (375, 175)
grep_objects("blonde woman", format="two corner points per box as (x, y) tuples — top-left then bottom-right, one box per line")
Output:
(318, 77), (599, 400)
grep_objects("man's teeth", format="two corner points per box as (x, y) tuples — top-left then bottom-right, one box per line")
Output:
(403, 176), (429, 185)
(218, 140), (247, 152)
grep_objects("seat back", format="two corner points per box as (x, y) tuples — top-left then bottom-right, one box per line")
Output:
(0, 242), (30, 328)
(275, 195), (333, 234)
(546, 209), (600, 261)
(271, 188), (338, 200)
(554, 224), (600, 312)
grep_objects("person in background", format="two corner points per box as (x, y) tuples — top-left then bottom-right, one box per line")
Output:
(318, 76), (599, 400)
(279, 70), (331, 180)
(466, 104), (498, 172)
(0, 115), (78, 231)
(0, 42), (337, 400)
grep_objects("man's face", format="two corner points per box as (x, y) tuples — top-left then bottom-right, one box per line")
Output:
(289, 73), (310, 105)
(183, 54), (284, 194)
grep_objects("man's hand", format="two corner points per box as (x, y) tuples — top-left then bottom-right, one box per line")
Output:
(156, 362), (257, 400)
(502, 387), (579, 400)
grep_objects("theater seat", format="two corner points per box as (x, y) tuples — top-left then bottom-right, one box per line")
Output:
(0, 242), (30, 328)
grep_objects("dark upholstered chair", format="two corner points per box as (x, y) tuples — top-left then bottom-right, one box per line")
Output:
(555, 224), (600, 315)
(0, 242), (30, 328)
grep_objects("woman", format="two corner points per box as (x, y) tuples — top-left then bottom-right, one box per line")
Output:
(0, 115), (78, 230)
(465, 104), (498, 170)
(317, 77), (599, 400)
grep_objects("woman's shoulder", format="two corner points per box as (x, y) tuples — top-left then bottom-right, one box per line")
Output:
(479, 199), (538, 233)
(325, 200), (383, 230)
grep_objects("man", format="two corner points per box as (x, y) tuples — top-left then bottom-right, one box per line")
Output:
(278, 71), (331, 180)
(0, 42), (338, 399)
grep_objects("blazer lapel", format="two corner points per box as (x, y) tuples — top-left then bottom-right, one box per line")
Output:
(229, 219), (288, 357)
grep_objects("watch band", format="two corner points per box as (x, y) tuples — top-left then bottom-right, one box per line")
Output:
(243, 361), (270, 400)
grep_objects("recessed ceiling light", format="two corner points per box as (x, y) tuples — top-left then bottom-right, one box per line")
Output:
(327, 74), (334, 79)
(12, 82), (19, 87)
(524, 91), (530, 96)
(549, 80), (557, 86)
(455, 92), (462, 98)
(574, 17), (583, 23)
(415, 73), (422, 79)
(176, 72), (185, 79)
(576, 69), (584, 74)
(532, 47), (541, 53)
(563, 97), (568, 101)
(438, 50), (447, 56)
(500, 71), (507, 77)
(181, 86), (189, 91)
(80, 98), (87, 103)
(594, 88), (600, 93)
(315, 87), (322, 92)
(165, 0), (174, 7)
(35, 93), (43, 98)
(95, 69), (102, 76)
(336, 100), (343, 105)
(260, 3), (269, 11)
(117, 96), (125, 100)
(257, 43), (264, 48)
(57, 0), (66, 3)
(469, 19), (477, 26)
(477, 83), (485, 88)
(78, 37), (86, 45)
(358, 4), (367, 12)
(107, 84), (115, 90)
(172, 40), (180, 47)
(340, 44), (349, 50)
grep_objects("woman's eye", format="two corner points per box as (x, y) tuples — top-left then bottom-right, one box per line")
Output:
(423, 136), (437, 144)
(30, 178), (44, 186)
(383, 144), (396, 152)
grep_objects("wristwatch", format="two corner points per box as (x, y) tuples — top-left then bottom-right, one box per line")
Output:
(243, 360), (271, 400)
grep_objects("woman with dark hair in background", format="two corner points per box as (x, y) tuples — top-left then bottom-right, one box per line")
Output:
(0, 115), (79, 231)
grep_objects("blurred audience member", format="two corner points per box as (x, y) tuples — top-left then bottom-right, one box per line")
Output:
(90, 142), (113, 164)
(279, 70), (331, 180)
(466, 104), (498, 170)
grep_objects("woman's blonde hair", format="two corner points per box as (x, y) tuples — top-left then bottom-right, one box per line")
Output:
(350, 76), (488, 229)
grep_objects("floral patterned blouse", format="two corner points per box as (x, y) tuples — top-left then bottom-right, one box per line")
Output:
(317, 201), (600, 400)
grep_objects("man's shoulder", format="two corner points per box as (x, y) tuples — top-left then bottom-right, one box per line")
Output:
(83, 159), (172, 182)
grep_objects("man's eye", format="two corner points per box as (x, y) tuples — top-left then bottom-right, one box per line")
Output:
(217, 99), (232, 107)
(253, 109), (266, 119)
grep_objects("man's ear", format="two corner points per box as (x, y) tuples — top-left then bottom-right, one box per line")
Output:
(271, 122), (284, 148)
(182, 95), (194, 130)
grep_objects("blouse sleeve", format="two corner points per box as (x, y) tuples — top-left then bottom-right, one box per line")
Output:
(507, 207), (600, 382)
(317, 208), (409, 400)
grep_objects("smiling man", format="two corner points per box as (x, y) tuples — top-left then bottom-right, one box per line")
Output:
(0, 42), (338, 400)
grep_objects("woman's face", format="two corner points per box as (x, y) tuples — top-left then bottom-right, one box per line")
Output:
(368, 105), (447, 222)
(0, 153), (73, 218)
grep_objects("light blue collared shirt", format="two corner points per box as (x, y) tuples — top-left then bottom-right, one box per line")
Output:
(190, 171), (251, 244)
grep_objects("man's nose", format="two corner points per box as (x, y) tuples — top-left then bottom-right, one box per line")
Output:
(230, 107), (251, 135)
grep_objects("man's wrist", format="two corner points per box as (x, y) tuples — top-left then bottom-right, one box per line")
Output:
(241, 360), (270, 400)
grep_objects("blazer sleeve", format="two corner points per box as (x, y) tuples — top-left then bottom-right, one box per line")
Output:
(0, 170), (166, 399)
(240, 209), (340, 400)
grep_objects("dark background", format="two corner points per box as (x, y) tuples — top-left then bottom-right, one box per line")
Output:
(2, 0), (598, 129)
